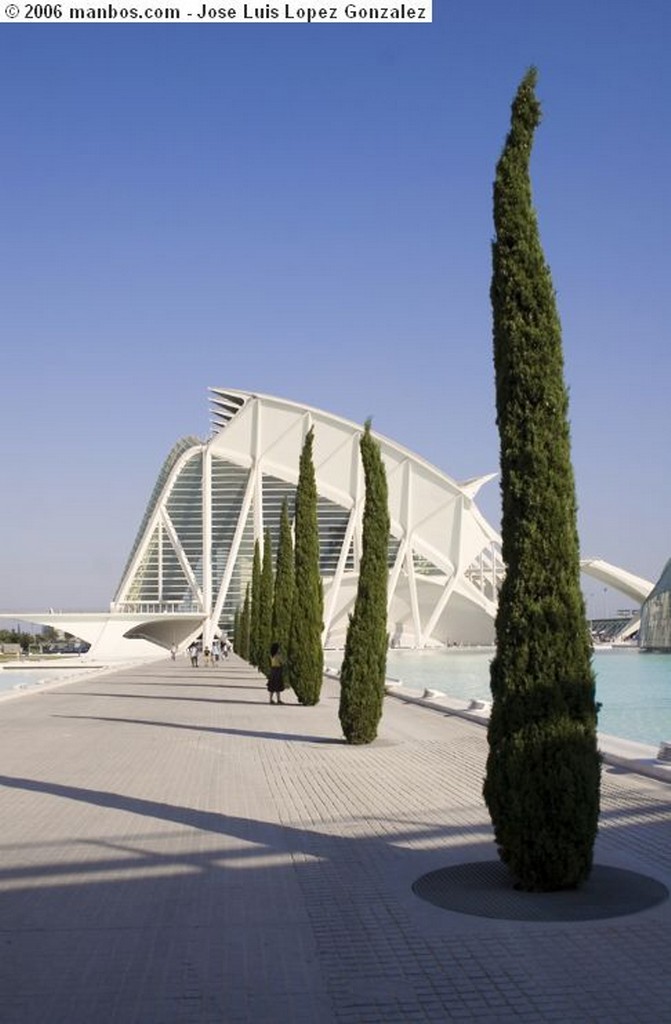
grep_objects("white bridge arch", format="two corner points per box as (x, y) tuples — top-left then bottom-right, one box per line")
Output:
(579, 558), (653, 606)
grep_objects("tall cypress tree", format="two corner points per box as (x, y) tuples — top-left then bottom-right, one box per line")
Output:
(239, 584), (251, 662)
(483, 68), (600, 891)
(249, 539), (262, 668)
(287, 427), (324, 705)
(258, 529), (274, 677)
(272, 498), (295, 665)
(339, 421), (390, 744)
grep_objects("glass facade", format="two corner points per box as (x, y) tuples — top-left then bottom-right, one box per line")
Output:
(166, 451), (203, 589)
(117, 435), (201, 590)
(211, 457), (252, 622)
(640, 559), (671, 650)
(317, 495), (353, 577)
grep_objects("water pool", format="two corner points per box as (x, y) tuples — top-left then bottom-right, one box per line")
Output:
(326, 647), (671, 748)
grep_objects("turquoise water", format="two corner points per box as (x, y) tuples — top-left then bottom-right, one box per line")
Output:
(0, 665), (86, 695)
(326, 647), (671, 748)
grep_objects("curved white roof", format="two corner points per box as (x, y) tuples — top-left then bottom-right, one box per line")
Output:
(113, 388), (504, 648)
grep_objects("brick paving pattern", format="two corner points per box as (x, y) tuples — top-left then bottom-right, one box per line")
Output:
(0, 655), (669, 1023)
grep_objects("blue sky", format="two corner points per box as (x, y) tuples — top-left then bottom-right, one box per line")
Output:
(1, 2), (669, 617)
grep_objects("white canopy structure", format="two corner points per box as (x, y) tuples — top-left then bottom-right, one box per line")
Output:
(111, 388), (504, 652)
(9, 389), (650, 661)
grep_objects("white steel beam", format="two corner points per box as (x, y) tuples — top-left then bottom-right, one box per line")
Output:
(323, 434), (363, 641)
(161, 509), (203, 608)
(202, 444), (212, 623)
(210, 467), (256, 630)
(252, 397), (263, 541)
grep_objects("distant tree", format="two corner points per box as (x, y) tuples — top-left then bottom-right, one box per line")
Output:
(272, 498), (295, 664)
(339, 421), (390, 744)
(249, 539), (262, 668)
(287, 427), (324, 705)
(483, 68), (601, 891)
(239, 584), (251, 662)
(258, 529), (274, 677)
(0, 629), (30, 653)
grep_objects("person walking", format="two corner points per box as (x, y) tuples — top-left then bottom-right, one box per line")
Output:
(267, 642), (284, 704)
(188, 642), (199, 668)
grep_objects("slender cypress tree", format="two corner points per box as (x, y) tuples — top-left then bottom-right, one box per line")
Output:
(239, 584), (251, 662)
(272, 498), (295, 667)
(339, 421), (390, 744)
(249, 539), (262, 668)
(483, 68), (600, 891)
(287, 427), (324, 705)
(258, 529), (274, 677)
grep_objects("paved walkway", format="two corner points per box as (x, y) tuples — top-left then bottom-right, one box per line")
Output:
(0, 655), (670, 1023)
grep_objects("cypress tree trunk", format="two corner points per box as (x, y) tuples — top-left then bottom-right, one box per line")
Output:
(249, 539), (262, 668)
(287, 427), (324, 705)
(258, 529), (274, 677)
(483, 68), (600, 891)
(339, 421), (390, 744)
(272, 498), (295, 670)
(239, 585), (251, 662)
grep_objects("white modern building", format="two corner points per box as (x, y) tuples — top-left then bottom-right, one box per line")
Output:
(111, 388), (504, 652)
(8, 389), (651, 661)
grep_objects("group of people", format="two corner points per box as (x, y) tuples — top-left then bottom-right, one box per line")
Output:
(174, 636), (287, 704)
(181, 635), (232, 668)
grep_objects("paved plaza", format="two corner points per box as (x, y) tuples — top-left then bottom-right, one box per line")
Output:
(1, 655), (670, 1023)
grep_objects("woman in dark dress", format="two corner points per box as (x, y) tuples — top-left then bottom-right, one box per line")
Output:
(267, 642), (284, 704)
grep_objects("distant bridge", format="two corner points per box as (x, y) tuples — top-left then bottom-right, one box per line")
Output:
(580, 558), (654, 605)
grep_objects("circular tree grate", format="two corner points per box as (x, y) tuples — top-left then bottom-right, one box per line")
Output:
(412, 861), (669, 922)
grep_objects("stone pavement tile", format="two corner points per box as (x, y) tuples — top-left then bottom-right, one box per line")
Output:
(0, 655), (670, 1023)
